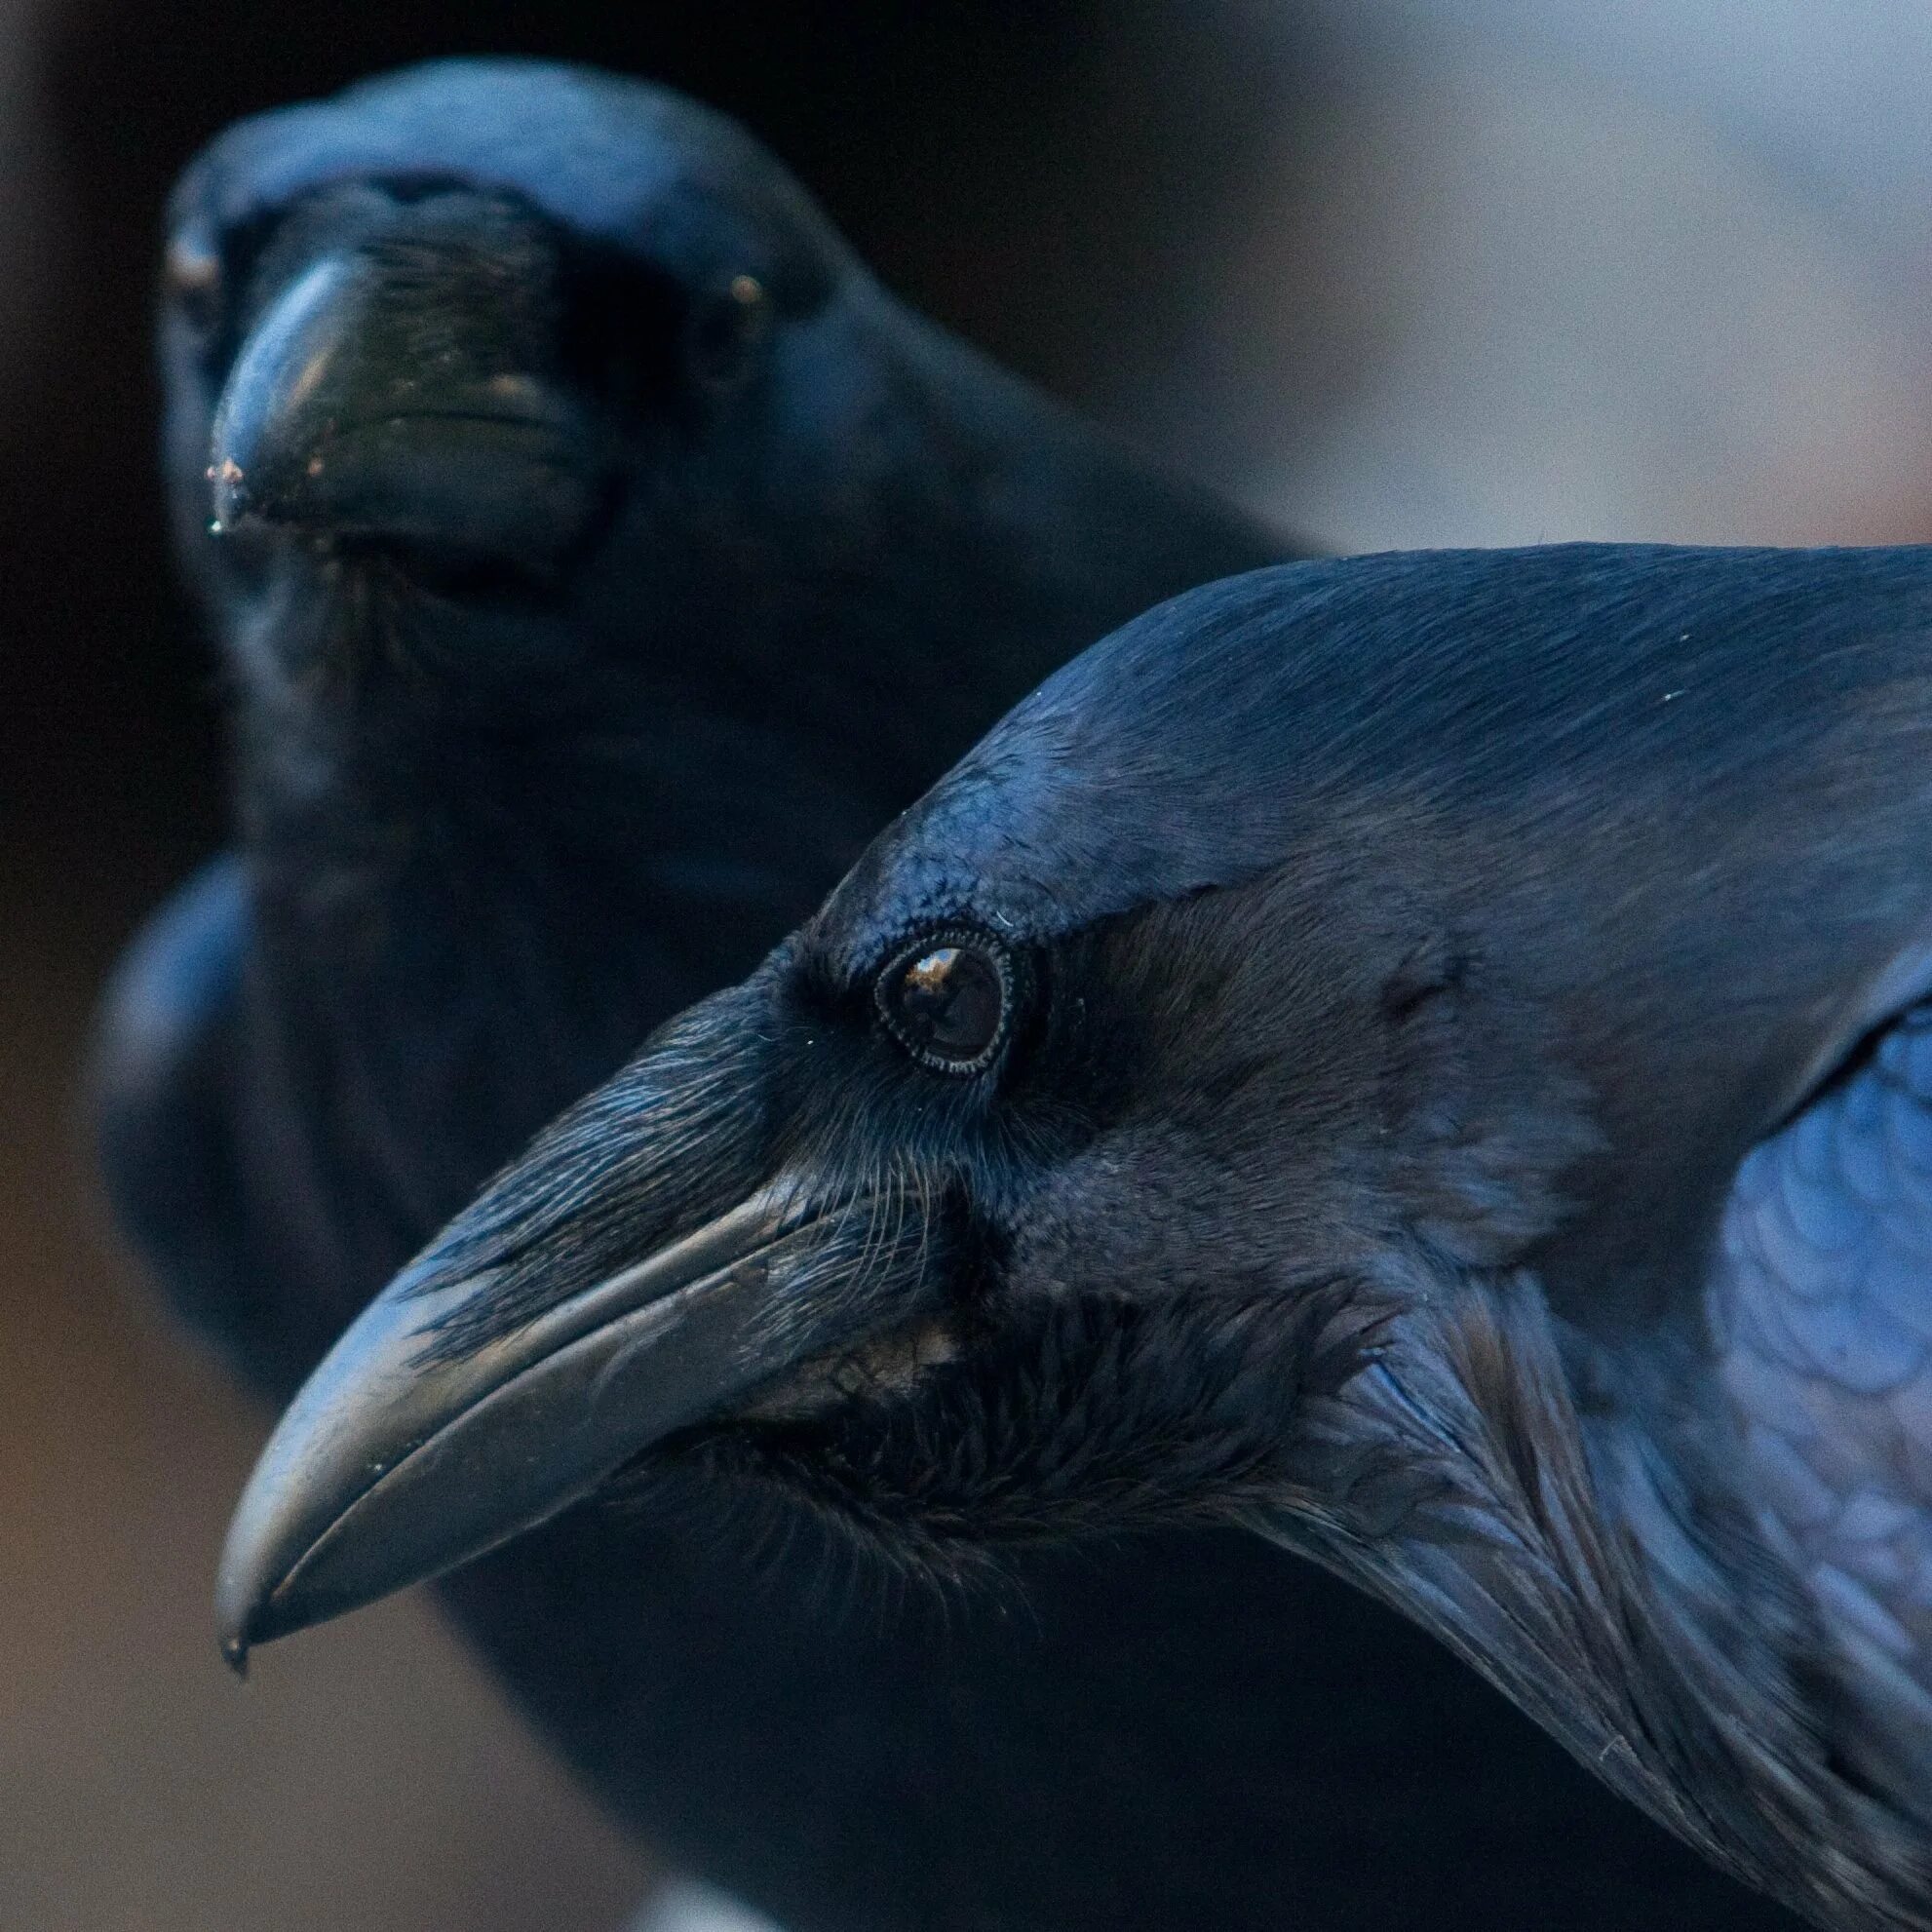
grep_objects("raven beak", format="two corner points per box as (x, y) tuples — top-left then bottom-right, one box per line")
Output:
(209, 242), (602, 580)
(216, 988), (947, 1663)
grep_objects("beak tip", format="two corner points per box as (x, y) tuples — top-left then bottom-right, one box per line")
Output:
(214, 1567), (262, 1674)
(215, 1563), (312, 1670)
(206, 454), (255, 529)
(214, 1509), (291, 1671)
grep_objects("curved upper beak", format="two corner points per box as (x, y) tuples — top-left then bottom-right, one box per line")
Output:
(210, 230), (605, 579)
(215, 985), (948, 1667)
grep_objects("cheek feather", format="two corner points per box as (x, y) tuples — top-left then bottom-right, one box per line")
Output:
(672, 1282), (1380, 1587)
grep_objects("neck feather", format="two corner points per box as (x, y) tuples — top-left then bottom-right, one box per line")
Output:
(1260, 1267), (1930, 1931)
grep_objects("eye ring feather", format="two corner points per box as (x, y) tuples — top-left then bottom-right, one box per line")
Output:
(874, 926), (1024, 1076)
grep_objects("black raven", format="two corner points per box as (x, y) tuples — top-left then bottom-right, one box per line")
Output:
(97, 59), (1784, 1932)
(221, 545), (1932, 1932)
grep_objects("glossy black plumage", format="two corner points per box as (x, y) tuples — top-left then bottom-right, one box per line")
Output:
(97, 62), (1788, 1932)
(242, 544), (1932, 1929)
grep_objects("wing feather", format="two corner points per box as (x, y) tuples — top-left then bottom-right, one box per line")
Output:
(1715, 1005), (1932, 1794)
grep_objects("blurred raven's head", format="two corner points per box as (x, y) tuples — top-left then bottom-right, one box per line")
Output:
(165, 57), (1293, 827)
(164, 59), (960, 728)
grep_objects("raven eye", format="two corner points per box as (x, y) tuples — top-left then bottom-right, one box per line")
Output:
(876, 930), (1017, 1074)
(165, 227), (224, 336)
(686, 273), (769, 390)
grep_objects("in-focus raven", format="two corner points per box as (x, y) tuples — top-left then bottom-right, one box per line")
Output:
(224, 546), (1932, 1932)
(97, 61), (1785, 1932)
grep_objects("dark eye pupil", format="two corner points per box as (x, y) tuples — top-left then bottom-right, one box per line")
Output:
(896, 945), (1003, 1063)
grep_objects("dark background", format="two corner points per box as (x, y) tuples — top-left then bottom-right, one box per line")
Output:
(5, 4), (1932, 1927)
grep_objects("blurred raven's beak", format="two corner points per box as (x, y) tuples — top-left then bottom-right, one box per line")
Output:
(209, 213), (604, 583)
(215, 983), (945, 1667)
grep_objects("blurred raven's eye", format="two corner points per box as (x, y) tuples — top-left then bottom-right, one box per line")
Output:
(686, 273), (769, 390)
(876, 930), (1018, 1074)
(165, 227), (225, 337)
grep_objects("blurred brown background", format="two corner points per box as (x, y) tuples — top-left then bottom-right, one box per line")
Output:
(5, 4), (1932, 1928)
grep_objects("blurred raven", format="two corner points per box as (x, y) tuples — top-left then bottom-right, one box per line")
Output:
(98, 62), (1786, 1932)
(224, 544), (1932, 1931)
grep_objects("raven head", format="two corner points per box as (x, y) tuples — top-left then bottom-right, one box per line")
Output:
(164, 59), (944, 728)
(219, 539), (1932, 1611)
(216, 549), (1671, 1642)
(167, 58), (1283, 792)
